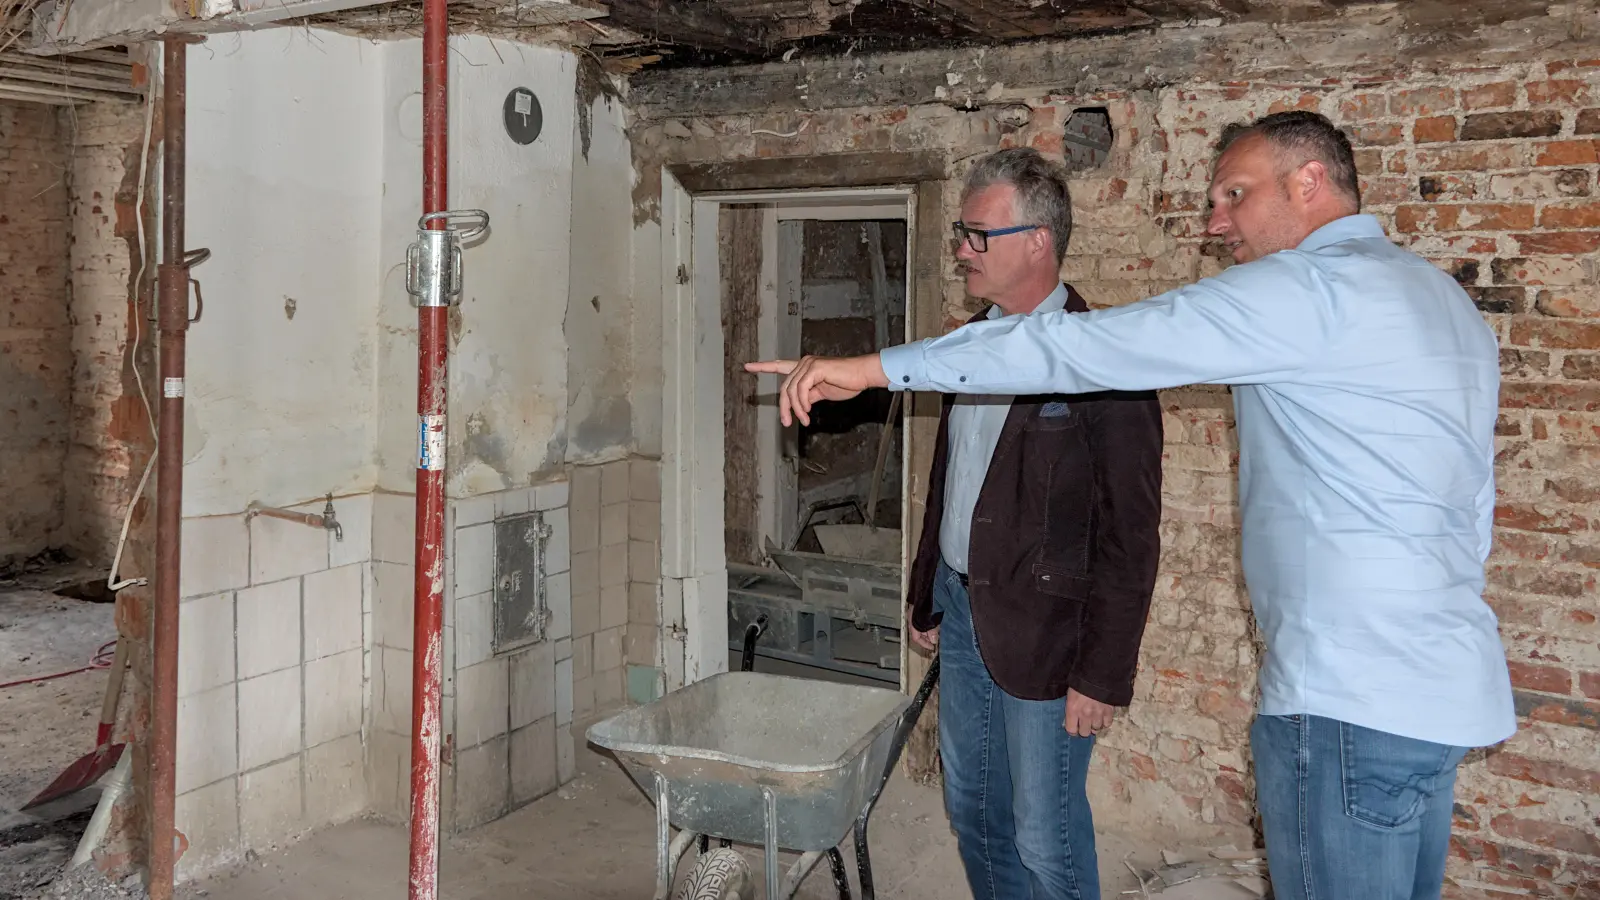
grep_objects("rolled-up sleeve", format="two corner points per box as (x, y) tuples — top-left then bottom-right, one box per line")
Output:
(881, 252), (1338, 395)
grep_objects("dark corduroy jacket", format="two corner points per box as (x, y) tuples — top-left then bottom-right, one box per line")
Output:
(906, 284), (1164, 705)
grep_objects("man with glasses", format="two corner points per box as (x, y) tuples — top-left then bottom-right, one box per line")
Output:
(748, 112), (1515, 900)
(868, 147), (1164, 900)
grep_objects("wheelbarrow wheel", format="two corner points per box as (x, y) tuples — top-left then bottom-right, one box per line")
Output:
(673, 847), (752, 900)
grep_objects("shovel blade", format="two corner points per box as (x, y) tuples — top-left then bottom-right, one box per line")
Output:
(21, 743), (126, 810)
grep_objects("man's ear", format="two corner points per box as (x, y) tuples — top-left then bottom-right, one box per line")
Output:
(1032, 227), (1052, 261)
(1296, 160), (1328, 203)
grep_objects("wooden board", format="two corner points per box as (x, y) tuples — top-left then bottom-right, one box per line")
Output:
(722, 204), (765, 565)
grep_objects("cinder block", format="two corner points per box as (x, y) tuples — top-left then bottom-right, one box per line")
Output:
(630, 541), (661, 585)
(305, 648), (363, 747)
(572, 589), (600, 639)
(557, 723), (576, 783)
(510, 641), (557, 731)
(629, 582), (659, 626)
(511, 717), (558, 804)
(594, 666), (624, 710)
(364, 729), (409, 822)
(174, 779), (239, 882)
(181, 515), (249, 598)
(570, 495), (600, 555)
(236, 579), (301, 679)
(179, 592), (234, 698)
(177, 684), (237, 795)
(495, 487), (533, 518)
(374, 647), (414, 735)
(304, 564), (363, 660)
(305, 733), (366, 826)
(238, 668), (302, 771)
(572, 635), (594, 681)
(455, 658), (510, 749)
(240, 755), (304, 849)
(629, 501), (661, 543)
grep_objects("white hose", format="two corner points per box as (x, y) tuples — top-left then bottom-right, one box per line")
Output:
(69, 750), (132, 869)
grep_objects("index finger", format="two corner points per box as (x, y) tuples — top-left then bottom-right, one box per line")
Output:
(744, 359), (798, 376)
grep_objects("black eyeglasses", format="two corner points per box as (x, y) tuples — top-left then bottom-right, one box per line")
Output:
(951, 221), (1040, 253)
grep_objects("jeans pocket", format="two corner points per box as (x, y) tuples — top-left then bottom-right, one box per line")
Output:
(1339, 721), (1460, 830)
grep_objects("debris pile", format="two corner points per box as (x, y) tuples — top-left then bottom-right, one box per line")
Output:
(1123, 846), (1271, 899)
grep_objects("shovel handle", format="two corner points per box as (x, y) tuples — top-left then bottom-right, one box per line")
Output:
(96, 641), (128, 748)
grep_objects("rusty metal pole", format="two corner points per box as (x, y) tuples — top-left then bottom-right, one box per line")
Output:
(408, 0), (449, 895)
(149, 35), (188, 900)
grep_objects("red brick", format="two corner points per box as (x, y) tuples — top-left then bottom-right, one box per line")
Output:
(1462, 82), (1519, 110)
(1514, 690), (1600, 730)
(1506, 660), (1575, 693)
(1581, 671), (1600, 700)
(1417, 174), (1476, 202)
(1488, 751), (1600, 793)
(1452, 834), (1562, 879)
(1490, 813), (1600, 857)
(1267, 93), (1321, 115)
(1536, 288), (1600, 318)
(1415, 145), (1524, 172)
(1491, 257), (1588, 287)
(1395, 204), (1534, 233)
(1360, 177), (1411, 206)
(1579, 108), (1600, 136)
(1461, 111), (1564, 141)
(1414, 116), (1457, 143)
(1514, 232), (1600, 254)
(1509, 318), (1600, 350)
(1351, 122), (1404, 146)
(1488, 564), (1590, 596)
(1353, 147), (1384, 174)
(1565, 355), (1600, 381)
(1489, 169), (1592, 200)
(1129, 751), (1158, 780)
(1339, 93), (1387, 121)
(1537, 140), (1600, 167)
(1390, 86), (1456, 116)
(1470, 286), (1526, 314)
(1494, 502), (1583, 533)
(1526, 80), (1591, 106)
(1542, 202), (1600, 229)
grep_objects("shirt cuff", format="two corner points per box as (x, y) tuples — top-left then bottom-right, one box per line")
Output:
(878, 341), (928, 391)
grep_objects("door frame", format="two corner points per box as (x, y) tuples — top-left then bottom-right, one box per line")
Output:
(656, 153), (948, 728)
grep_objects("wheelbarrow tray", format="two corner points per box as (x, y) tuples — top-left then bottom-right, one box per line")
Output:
(587, 670), (912, 852)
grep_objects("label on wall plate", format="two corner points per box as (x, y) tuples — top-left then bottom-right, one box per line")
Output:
(162, 377), (184, 398)
(418, 414), (446, 471)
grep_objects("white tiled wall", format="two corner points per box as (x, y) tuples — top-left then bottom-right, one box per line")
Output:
(173, 492), (371, 881)
(366, 479), (572, 832)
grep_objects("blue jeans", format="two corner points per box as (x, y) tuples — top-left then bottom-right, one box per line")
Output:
(934, 560), (1100, 900)
(1251, 713), (1469, 900)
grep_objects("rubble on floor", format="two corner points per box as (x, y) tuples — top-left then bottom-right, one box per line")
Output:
(18, 863), (147, 900)
(1122, 846), (1271, 899)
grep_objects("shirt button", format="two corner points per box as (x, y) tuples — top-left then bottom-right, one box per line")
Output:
(959, 376), (967, 382)
(901, 376), (910, 383)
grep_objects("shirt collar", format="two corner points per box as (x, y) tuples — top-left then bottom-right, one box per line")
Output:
(1296, 214), (1386, 253)
(986, 282), (1070, 320)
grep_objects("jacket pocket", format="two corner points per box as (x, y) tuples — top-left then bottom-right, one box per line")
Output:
(1031, 562), (1090, 599)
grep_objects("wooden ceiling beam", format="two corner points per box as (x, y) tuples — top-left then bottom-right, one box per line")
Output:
(602, 0), (771, 55)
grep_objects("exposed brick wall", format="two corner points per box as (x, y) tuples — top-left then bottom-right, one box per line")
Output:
(0, 102), (73, 565)
(630, 48), (1600, 900)
(64, 101), (152, 566)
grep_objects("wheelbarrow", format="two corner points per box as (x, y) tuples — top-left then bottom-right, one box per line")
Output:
(587, 615), (940, 900)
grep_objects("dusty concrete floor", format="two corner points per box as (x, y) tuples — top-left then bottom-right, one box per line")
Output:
(0, 566), (121, 899)
(179, 725), (1161, 900)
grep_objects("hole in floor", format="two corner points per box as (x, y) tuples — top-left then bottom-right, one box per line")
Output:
(53, 580), (115, 604)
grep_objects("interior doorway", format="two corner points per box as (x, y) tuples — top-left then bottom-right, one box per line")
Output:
(658, 185), (916, 693)
(722, 207), (910, 687)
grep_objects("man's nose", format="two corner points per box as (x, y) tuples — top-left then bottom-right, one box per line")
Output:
(1206, 207), (1230, 236)
(955, 239), (977, 260)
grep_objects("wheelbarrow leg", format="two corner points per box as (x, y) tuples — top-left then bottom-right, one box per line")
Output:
(653, 773), (699, 900)
(826, 847), (853, 900)
(853, 818), (875, 900)
(762, 786), (781, 900)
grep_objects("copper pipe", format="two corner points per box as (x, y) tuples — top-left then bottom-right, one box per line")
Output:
(408, 0), (449, 896)
(149, 35), (187, 900)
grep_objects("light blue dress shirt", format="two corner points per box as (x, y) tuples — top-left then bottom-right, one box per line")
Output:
(880, 215), (1516, 748)
(939, 283), (1071, 575)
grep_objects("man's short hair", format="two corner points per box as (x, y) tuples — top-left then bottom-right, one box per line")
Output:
(962, 147), (1074, 264)
(1217, 111), (1362, 210)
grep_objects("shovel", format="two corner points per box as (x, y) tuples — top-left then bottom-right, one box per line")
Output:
(22, 640), (128, 809)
